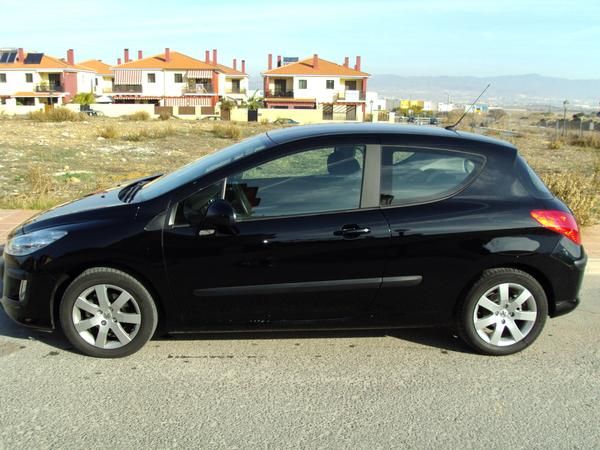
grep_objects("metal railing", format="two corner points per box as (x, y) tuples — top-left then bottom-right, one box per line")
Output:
(112, 85), (143, 93)
(225, 87), (246, 94)
(34, 83), (63, 92)
(183, 85), (214, 94)
(334, 90), (366, 102)
(265, 90), (294, 98)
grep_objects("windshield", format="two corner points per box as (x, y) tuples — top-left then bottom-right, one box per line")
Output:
(139, 133), (271, 199)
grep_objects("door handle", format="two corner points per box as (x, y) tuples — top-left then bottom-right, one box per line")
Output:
(335, 225), (371, 238)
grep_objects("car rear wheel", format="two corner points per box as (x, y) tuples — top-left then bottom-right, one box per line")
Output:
(59, 267), (158, 358)
(457, 268), (548, 356)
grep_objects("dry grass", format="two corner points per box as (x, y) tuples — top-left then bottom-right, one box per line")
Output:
(29, 108), (86, 122)
(211, 123), (241, 139)
(124, 111), (151, 121)
(542, 166), (600, 225)
(121, 125), (176, 141)
(158, 111), (171, 121)
(97, 125), (119, 139)
(567, 133), (600, 149)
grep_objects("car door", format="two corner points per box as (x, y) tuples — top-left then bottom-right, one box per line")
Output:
(371, 143), (487, 325)
(162, 140), (391, 329)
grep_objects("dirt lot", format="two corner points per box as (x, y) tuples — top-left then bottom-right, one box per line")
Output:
(0, 113), (598, 222)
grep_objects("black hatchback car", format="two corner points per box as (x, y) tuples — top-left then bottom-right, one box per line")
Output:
(0, 124), (586, 357)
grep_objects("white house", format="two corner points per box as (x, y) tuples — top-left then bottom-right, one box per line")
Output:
(111, 48), (248, 109)
(0, 48), (95, 106)
(261, 54), (370, 121)
(78, 59), (114, 97)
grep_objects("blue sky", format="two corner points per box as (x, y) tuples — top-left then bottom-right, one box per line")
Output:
(2, 0), (599, 78)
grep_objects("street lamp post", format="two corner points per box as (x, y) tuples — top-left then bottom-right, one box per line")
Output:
(562, 100), (569, 137)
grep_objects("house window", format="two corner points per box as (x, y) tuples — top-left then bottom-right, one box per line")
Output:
(0, 73), (6, 83)
(326, 80), (334, 89)
(298, 79), (307, 89)
(174, 73), (183, 83)
(95, 78), (98, 86)
(25, 73), (33, 83)
(148, 73), (156, 83)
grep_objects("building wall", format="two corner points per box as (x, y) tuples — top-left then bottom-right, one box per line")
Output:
(0, 103), (44, 115)
(0, 70), (48, 96)
(76, 71), (96, 94)
(266, 75), (367, 105)
(64, 103), (156, 117)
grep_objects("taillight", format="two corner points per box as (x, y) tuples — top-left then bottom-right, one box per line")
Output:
(530, 210), (581, 245)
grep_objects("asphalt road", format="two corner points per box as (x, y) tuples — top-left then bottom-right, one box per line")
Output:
(0, 269), (598, 449)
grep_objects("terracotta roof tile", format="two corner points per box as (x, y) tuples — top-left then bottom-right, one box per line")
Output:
(114, 51), (216, 70)
(263, 57), (369, 77)
(78, 59), (113, 76)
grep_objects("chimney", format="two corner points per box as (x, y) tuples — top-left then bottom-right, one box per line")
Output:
(268, 53), (273, 70)
(241, 60), (246, 73)
(355, 55), (361, 71)
(165, 47), (171, 62)
(343, 56), (349, 67)
(124, 48), (130, 63)
(233, 58), (237, 71)
(138, 50), (143, 60)
(67, 49), (74, 65)
(277, 55), (282, 67)
(17, 48), (25, 62)
(313, 54), (319, 69)
(117, 57), (122, 65)
(212, 49), (217, 65)
(205, 50), (210, 63)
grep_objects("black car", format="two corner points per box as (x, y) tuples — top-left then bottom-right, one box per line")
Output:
(0, 124), (586, 358)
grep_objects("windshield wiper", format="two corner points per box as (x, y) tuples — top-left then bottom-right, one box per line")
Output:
(118, 174), (162, 203)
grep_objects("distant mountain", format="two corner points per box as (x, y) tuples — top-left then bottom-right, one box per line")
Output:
(368, 74), (600, 108)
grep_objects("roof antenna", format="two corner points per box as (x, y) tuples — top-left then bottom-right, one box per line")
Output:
(445, 83), (491, 131)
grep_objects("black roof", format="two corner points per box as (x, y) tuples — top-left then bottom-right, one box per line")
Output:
(266, 123), (515, 150)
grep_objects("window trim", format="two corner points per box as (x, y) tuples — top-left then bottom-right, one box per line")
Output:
(378, 145), (487, 209)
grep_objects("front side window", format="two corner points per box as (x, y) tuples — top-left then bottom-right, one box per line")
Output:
(174, 73), (183, 83)
(326, 80), (334, 89)
(25, 73), (33, 83)
(223, 145), (366, 219)
(148, 73), (156, 83)
(380, 146), (484, 206)
(298, 79), (307, 89)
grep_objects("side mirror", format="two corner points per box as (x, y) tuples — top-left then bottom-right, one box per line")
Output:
(202, 199), (237, 233)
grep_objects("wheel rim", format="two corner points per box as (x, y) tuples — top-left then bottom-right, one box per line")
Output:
(72, 284), (141, 350)
(473, 282), (537, 347)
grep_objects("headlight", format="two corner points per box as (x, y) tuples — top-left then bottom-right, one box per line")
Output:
(6, 229), (68, 256)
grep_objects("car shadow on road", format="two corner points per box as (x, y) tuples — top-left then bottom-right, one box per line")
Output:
(160, 327), (473, 354)
(0, 309), (74, 351)
(0, 308), (472, 355)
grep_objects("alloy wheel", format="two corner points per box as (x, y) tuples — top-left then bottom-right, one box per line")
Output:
(472, 282), (537, 347)
(71, 284), (142, 349)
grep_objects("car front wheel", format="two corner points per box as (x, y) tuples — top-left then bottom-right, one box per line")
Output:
(59, 267), (158, 358)
(457, 268), (548, 356)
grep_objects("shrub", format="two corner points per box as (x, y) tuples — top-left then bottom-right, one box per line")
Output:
(211, 123), (241, 139)
(125, 111), (150, 121)
(542, 169), (599, 226)
(29, 107), (85, 122)
(548, 138), (562, 150)
(158, 111), (171, 121)
(567, 133), (600, 149)
(121, 125), (175, 141)
(72, 92), (95, 105)
(98, 125), (119, 139)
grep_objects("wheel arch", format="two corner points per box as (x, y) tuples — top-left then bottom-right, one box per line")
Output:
(50, 261), (168, 333)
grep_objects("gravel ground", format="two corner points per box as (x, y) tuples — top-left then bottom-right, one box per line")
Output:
(0, 269), (598, 448)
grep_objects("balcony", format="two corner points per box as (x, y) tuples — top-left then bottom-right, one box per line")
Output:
(34, 83), (64, 92)
(265, 90), (294, 98)
(113, 85), (143, 93)
(334, 90), (366, 102)
(225, 87), (246, 95)
(183, 85), (214, 95)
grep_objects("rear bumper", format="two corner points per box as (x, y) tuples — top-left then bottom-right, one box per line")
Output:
(549, 248), (586, 318)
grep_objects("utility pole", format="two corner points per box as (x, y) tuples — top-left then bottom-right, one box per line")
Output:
(562, 100), (569, 136)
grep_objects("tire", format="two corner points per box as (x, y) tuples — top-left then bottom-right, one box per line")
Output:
(456, 268), (548, 356)
(59, 267), (158, 358)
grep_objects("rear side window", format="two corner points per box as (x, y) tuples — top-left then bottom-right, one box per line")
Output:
(380, 146), (485, 206)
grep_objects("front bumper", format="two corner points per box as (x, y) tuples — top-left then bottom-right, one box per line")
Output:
(0, 246), (55, 331)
